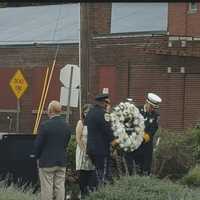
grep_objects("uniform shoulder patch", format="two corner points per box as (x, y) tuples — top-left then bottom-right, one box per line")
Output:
(104, 113), (110, 122)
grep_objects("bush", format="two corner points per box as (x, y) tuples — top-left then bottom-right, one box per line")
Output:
(182, 165), (200, 187)
(85, 175), (200, 200)
(0, 181), (39, 200)
(65, 134), (79, 196)
(190, 128), (200, 163)
(153, 129), (196, 179)
(66, 134), (76, 170)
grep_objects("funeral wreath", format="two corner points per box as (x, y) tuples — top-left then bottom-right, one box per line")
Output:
(105, 102), (145, 152)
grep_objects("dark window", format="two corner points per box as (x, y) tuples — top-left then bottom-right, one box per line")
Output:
(188, 2), (198, 13)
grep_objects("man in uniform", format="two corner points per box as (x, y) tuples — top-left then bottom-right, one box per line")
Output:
(85, 93), (117, 187)
(125, 93), (162, 176)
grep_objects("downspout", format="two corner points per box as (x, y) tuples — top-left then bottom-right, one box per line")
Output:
(185, 3), (188, 36)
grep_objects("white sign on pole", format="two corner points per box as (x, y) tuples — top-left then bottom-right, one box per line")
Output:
(102, 88), (109, 94)
(60, 64), (80, 107)
(60, 87), (79, 107)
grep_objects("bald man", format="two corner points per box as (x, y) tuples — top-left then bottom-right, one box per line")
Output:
(34, 100), (71, 200)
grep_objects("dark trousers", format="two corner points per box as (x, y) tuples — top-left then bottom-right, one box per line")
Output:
(79, 170), (97, 196)
(125, 142), (153, 176)
(89, 154), (112, 187)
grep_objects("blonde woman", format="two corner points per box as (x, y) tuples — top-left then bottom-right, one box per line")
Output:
(76, 104), (95, 198)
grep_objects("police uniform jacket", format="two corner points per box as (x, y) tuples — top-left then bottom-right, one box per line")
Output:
(34, 115), (71, 168)
(139, 106), (159, 143)
(85, 104), (114, 156)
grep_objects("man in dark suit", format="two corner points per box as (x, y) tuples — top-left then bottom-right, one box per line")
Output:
(34, 100), (71, 200)
(85, 93), (117, 187)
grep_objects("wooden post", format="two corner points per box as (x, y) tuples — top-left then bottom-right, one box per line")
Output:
(80, 3), (89, 104)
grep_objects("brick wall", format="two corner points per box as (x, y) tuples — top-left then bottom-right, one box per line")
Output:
(168, 3), (200, 36)
(184, 74), (200, 129)
(87, 3), (111, 35)
(87, 33), (200, 131)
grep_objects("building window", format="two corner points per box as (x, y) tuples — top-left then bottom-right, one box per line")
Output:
(188, 2), (198, 14)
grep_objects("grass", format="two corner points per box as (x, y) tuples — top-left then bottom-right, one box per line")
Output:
(0, 180), (39, 200)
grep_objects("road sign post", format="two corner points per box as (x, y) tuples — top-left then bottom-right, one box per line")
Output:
(9, 70), (28, 133)
(66, 66), (74, 122)
(16, 99), (20, 133)
(60, 64), (80, 122)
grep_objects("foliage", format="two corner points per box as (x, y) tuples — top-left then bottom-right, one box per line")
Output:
(1, 175), (200, 200)
(85, 175), (200, 200)
(190, 128), (200, 163)
(181, 165), (200, 187)
(111, 126), (200, 180)
(152, 128), (196, 179)
(66, 134), (76, 170)
(65, 134), (79, 194)
(0, 180), (39, 200)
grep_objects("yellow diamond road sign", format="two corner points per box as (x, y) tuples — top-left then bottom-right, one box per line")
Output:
(9, 70), (28, 99)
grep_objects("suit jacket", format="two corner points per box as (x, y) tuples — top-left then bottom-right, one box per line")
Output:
(34, 115), (71, 168)
(85, 104), (114, 156)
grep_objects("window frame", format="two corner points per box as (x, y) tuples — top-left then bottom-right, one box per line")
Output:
(188, 2), (198, 14)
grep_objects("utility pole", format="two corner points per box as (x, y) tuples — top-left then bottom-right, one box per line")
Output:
(80, 3), (89, 105)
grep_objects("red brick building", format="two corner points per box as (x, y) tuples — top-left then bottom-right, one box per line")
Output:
(168, 2), (200, 36)
(0, 3), (200, 133)
(82, 2), (200, 132)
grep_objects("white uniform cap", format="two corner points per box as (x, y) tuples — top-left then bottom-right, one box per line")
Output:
(146, 93), (162, 108)
(126, 98), (133, 102)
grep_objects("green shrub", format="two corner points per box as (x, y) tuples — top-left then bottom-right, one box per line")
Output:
(66, 134), (76, 169)
(190, 128), (200, 163)
(153, 129), (196, 179)
(85, 175), (200, 200)
(182, 165), (200, 187)
(65, 134), (79, 194)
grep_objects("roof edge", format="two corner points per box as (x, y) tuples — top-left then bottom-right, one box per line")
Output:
(93, 31), (167, 40)
(0, 42), (79, 48)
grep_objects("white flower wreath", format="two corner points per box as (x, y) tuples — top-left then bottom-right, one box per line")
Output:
(107, 102), (145, 152)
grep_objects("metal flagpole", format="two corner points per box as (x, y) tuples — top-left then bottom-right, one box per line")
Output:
(33, 67), (49, 134)
(33, 5), (62, 134)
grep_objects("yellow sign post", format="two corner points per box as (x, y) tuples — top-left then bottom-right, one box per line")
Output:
(9, 70), (28, 132)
